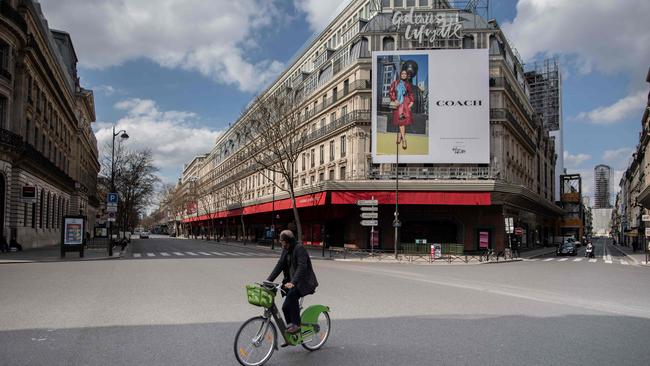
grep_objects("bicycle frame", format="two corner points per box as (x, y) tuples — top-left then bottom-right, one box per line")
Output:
(258, 298), (328, 347)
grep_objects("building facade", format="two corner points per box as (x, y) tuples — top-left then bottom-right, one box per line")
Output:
(594, 164), (612, 209)
(179, 0), (562, 251)
(0, 0), (100, 248)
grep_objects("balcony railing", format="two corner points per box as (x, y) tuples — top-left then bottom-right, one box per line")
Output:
(490, 108), (536, 152)
(491, 77), (535, 124)
(303, 79), (370, 121)
(369, 166), (498, 180)
(0, 127), (23, 150)
(304, 109), (369, 146)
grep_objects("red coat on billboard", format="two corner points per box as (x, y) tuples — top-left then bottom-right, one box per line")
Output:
(388, 79), (414, 126)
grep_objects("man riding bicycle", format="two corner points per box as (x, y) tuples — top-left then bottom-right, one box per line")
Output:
(267, 230), (318, 334)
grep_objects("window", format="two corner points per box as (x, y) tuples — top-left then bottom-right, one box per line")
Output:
(0, 41), (9, 72)
(39, 190), (44, 228)
(330, 112), (336, 123)
(319, 172), (324, 181)
(329, 169), (335, 180)
(31, 202), (36, 228)
(25, 119), (30, 144)
(26, 75), (33, 102)
(319, 144), (324, 164)
(302, 153), (306, 171)
(329, 140), (335, 161)
(340, 166), (346, 180)
(406, 0), (416, 6)
(341, 106), (347, 116)
(394, 0), (404, 7)
(310, 176), (315, 184)
(23, 203), (28, 227)
(340, 136), (347, 157)
(382, 36), (395, 51)
(333, 87), (338, 102)
(311, 148), (315, 167)
(0, 96), (6, 127)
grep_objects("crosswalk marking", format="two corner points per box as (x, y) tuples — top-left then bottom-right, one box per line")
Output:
(160, 252), (170, 256)
(573, 258), (583, 262)
(197, 252), (211, 256)
(543, 258), (554, 262)
(222, 252), (239, 256)
(620, 260), (629, 265)
(146, 253), (155, 257)
(185, 252), (199, 256)
(173, 252), (185, 256)
(605, 259), (613, 264)
(558, 258), (568, 262)
(589, 259), (597, 263)
(133, 253), (141, 258)
(210, 251), (225, 256)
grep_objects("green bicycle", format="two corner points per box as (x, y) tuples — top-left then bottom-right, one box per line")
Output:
(234, 281), (331, 366)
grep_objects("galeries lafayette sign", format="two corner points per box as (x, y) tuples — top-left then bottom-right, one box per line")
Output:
(392, 8), (462, 44)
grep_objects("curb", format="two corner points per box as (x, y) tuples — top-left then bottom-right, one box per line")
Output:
(480, 259), (524, 264)
(0, 254), (121, 264)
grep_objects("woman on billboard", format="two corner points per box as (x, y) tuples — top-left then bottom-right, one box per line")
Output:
(389, 69), (414, 150)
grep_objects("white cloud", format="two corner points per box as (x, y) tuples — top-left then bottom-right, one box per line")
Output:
(94, 99), (221, 181)
(502, 0), (650, 76)
(563, 151), (591, 169)
(602, 147), (634, 169)
(93, 85), (118, 96)
(39, 0), (285, 92)
(575, 90), (647, 124)
(294, 0), (351, 31)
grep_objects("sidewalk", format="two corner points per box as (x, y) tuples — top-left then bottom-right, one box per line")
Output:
(607, 243), (649, 265)
(0, 246), (121, 264)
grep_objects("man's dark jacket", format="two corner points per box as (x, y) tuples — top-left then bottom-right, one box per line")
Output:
(268, 243), (318, 295)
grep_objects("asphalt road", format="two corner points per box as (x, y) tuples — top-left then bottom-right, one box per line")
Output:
(1, 236), (648, 366)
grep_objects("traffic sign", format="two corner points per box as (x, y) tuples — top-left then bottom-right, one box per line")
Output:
(514, 227), (524, 236)
(107, 212), (117, 222)
(360, 220), (378, 226)
(107, 193), (118, 205)
(645, 228), (650, 237)
(643, 215), (650, 222)
(361, 212), (378, 219)
(360, 206), (378, 212)
(357, 199), (378, 206)
(106, 205), (117, 213)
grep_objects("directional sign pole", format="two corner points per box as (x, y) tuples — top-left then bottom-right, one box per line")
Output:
(371, 196), (374, 257)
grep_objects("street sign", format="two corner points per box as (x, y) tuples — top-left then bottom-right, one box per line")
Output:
(360, 220), (378, 226)
(360, 206), (379, 212)
(361, 212), (378, 219)
(107, 212), (117, 222)
(357, 199), (378, 206)
(645, 228), (650, 237)
(22, 186), (36, 203)
(643, 215), (650, 222)
(106, 205), (117, 213)
(107, 193), (118, 205)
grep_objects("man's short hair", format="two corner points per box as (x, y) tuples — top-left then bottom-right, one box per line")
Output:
(279, 230), (294, 242)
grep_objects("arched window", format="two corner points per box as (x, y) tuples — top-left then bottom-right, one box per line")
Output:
(382, 36), (395, 51)
(463, 35), (475, 49)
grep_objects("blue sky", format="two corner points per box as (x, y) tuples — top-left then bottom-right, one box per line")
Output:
(40, 0), (649, 202)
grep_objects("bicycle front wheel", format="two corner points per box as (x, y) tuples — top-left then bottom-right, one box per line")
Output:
(234, 316), (277, 366)
(302, 311), (331, 351)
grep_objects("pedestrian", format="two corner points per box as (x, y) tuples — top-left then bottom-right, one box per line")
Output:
(632, 239), (638, 253)
(0, 235), (8, 253)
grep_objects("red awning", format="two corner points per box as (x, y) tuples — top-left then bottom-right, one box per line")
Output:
(182, 192), (326, 223)
(331, 191), (490, 206)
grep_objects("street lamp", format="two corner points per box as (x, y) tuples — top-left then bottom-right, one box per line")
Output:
(108, 126), (129, 256)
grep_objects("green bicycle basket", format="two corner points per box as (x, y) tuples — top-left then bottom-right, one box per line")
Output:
(246, 285), (274, 308)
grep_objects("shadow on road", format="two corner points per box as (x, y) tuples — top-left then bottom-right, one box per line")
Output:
(1, 314), (648, 366)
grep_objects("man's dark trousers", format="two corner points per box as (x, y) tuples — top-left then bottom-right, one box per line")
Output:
(283, 287), (302, 326)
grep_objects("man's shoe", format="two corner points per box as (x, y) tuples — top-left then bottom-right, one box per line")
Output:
(286, 325), (301, 333)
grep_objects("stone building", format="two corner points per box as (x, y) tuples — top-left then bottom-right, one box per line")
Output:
(0, 0), (99, 248)
(179, 0), (562, 251)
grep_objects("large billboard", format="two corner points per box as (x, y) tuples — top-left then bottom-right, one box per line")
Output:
(372, 49), (489, 164)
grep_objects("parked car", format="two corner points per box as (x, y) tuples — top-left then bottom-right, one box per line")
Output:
(556, 241), (577, 256)
(140, 231), (150, 239)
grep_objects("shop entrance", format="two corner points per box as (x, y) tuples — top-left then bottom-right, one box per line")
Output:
(402, 220), (458, 244)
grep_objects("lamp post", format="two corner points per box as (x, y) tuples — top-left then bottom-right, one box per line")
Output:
(108, 126), (129, 256)
(393, 130), (401, 260)
(271, 180), (276, 250)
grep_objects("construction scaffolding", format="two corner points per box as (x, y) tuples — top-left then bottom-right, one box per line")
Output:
(525, 58), (561, 131)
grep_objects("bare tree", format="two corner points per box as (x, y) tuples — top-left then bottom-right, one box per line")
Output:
(244, 90), (311, 241)
(224, 180), (248, 243)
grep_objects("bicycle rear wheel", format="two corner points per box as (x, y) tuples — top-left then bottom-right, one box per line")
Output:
(234, 316), (277, 366)
(301, 311), (331, 351)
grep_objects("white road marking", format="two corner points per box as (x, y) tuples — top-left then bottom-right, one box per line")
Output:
(620, 260), (629, 265)
(210, 252), (225, 256)
(573, 258), (583, 262)
(558, 258), (568, 262)
(543, 258), (554, 262)
(160, 252), (170, 256)
(605, 259), (613, 264)
(526, 258), (539, 261)
(133, 253), (141, 258)
(173, 252), (185, 256)
(146, 253), (155, 257)
(185, 252), (199, 256)
(222, 252), (239, 256)
(589, 259), (597, 263)
(233, 252), (250, 256)
(197, 252), (211, 256)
